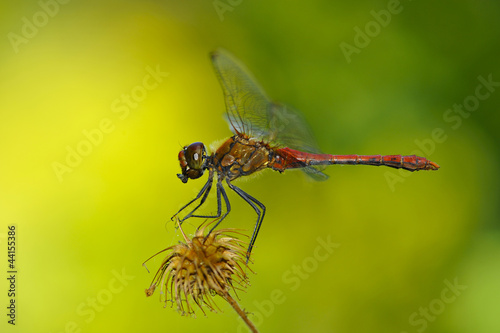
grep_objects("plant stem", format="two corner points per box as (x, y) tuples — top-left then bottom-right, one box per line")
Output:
(222, 292), (258, 333)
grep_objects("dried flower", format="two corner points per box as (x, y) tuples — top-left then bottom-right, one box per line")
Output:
(144, 219), (258, 332)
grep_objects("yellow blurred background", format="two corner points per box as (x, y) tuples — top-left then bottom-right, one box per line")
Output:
(1, 1), (499, 332)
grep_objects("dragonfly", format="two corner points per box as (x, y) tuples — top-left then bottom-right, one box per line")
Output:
(172, 49), (439, 261)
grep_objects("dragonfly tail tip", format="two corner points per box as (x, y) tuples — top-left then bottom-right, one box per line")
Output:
(429, 161), (440, 170)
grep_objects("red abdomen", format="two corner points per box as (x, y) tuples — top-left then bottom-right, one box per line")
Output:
(272, 147), (440, 172)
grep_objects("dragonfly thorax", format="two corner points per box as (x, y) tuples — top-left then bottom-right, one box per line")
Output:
(177, 142), (208, 183)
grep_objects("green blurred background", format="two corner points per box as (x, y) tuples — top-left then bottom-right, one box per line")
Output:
(1, 0), (499, 332)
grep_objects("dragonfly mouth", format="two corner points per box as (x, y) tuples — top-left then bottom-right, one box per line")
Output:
(177, 173), (188, 183)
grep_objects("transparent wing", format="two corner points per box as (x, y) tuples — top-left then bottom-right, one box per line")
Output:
(268, 103), (329, 181)
(210, 49), (272, 139)
(210, 49), (328, 181)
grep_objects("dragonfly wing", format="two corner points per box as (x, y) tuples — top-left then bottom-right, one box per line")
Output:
(303, 166), (329, 181)
(211, 49), (274, 139)
(267, 102), (329, 181)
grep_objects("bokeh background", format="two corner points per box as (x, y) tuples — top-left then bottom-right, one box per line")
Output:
(1, 0), (499, 332)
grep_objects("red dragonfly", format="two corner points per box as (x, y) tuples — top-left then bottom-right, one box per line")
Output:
(173, 49), (439, 260)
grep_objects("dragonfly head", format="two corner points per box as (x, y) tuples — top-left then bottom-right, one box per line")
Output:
(177, 142), (207, 183)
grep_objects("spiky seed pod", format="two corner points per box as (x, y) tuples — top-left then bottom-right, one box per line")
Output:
(145, 220), (252, 316)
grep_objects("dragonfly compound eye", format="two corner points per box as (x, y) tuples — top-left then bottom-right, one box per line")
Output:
(177, 142), (206, 182)
(185, 142), (206, 170)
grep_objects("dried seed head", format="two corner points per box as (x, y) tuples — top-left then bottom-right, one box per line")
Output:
(144, 220), (251, 316)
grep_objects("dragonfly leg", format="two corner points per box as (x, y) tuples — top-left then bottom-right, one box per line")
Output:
(206, 180), (231, 235)
(226, 179), (266, 263)
(190, 175), (230, 219)
(172, 169), (215, 223)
